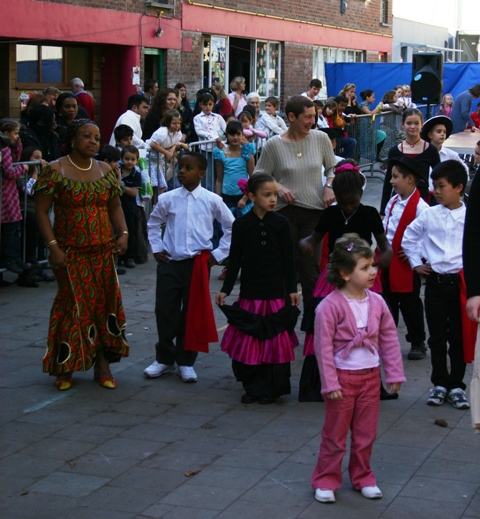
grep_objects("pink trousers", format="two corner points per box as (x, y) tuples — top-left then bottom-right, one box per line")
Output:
(311, 367), (380, 491)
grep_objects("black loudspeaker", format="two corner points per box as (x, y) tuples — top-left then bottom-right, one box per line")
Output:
(411, 52), (444, 104)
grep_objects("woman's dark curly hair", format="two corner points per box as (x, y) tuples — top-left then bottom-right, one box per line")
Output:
(149, 87), (176, 120)
(326, 233), (373, 288)
(63, 118), (95, 154)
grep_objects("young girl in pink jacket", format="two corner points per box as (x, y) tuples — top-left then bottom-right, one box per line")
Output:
(312, 233), (405, 504)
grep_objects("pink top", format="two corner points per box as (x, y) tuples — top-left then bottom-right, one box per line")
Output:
(314, 288), (406, 394)
(334, 292), (380, 370)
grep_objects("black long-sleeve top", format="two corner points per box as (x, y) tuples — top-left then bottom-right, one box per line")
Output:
(463, 167), (480, 298)
(380, 143), (440, 215)
(221, 210), (297, 299)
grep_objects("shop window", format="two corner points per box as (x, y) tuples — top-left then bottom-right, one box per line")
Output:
(203, 35), (228, 88)
(16, 44), (91, 87)
(255, 41), (280, 98)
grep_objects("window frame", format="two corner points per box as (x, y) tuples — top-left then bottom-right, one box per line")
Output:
(254, 40), (281, 99)
(16, 43), (93, 89)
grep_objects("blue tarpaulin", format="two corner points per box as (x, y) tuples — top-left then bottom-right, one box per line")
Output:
(326, 62), (480, 108)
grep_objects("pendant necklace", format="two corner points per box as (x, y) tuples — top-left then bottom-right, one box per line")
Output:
(341, 209), (358, 225)
(406, 137), (421, 148)
(67, 155), (93, 171)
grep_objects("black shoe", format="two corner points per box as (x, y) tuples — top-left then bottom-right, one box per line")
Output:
(380, 384), (399, 400)
(34, 270), (55, 282)
(116, 267), (126, 275)
(125, 259), (136, 268)
(241, 393), (258, 404)
(408, 344), (427, 360)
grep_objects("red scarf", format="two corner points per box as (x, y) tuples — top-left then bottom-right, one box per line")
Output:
(387, 190), (420, 293)
(459, 270), (477, 363)
(184, 251), (218, 353)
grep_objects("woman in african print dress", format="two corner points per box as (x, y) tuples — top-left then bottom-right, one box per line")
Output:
(35, 119), (130, 391)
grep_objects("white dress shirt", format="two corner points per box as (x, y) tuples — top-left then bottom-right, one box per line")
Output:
(402, 203), (465, 274)
(147, 185), (234, 262)
(301, 91), (322, 101)
(383, 189), (430, 245)
(109, 110), (145, 148)
(193, 112), (227, 150)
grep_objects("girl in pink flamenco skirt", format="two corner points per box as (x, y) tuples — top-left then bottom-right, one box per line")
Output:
(216, 173), (300, 404)
(298, 161), (392, 401)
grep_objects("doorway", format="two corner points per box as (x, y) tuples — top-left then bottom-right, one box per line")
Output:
(229, 38), (252, 92)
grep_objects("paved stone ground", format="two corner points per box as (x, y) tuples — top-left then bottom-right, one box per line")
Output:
(1, 172), (479, 519)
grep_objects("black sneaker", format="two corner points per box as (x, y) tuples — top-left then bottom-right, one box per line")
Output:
(408, 344), (427, 360)
(6, 262), (24, 274)
(125, 259), (136, 268)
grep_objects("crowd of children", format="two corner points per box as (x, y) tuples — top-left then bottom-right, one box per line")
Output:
(1, 81), (478, 506)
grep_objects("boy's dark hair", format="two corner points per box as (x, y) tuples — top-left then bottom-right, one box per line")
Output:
(393, 164), (421, 185)
(198, 93), (215, 105)
(247, 173), (275, 195)
(327, 233), (373, 288)
(160, 109), (181, 128)
(98, 145), (121, 163)
(265, 96), (279, 108)
(181, 151), (208, 171)
(285, 95), (314, 118)
(144, 78), (157, 92)
(226, 120), (243, 136)
(127, 94), (148, 111)
(334, 95), (348, 105)
(431, 159), (468, 194)
(242, 104), (256, 119)
(309, 79), (322, 89)
(223, 113), (236, 122)
(313, 100), (324, 108)
(114, 124), (134, 141)
(121, 144), (139, 159)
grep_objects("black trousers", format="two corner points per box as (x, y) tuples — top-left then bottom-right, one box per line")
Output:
(154, 258), (198, 367)
(382, 270), (426, 346)
(232, 360), (291, 399)
(425, 277), (466, 391)
(121, 208), (137, 261)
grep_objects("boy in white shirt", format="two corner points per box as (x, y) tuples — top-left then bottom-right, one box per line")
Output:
(144, 152), (234, 383)
(402, 160), (470, 409)
(382, 156), (430, 361)
(256, 96), (287, 139)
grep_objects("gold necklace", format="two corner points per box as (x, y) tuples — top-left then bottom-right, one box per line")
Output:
(67, 155), (93, 171)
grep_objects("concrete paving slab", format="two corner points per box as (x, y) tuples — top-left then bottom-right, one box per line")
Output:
(381, 496), (468, 519)
(464, 494), (480, 517)
(28, 471), (109, 497)
(159, 483), (244, 510)
(399, 475), (478, 502)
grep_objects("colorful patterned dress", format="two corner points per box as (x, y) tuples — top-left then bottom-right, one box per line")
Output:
(35, 166), (129, 375)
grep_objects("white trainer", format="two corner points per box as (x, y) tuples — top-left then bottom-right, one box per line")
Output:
(314, 489), (335, 503)
(177, 365), (198, 383)
(361, 485), (383, 499)
(143, 361), (175, 378)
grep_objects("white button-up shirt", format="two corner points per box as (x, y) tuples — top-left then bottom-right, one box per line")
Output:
(147, 185), (234, 262)
(109, 110), (145, 149)
(383, 189), (429, 245)
(402, 203), (465, 274)
(193, 112), (226, 150)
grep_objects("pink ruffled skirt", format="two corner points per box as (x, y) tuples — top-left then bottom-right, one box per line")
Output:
(221, 298), (299, 365)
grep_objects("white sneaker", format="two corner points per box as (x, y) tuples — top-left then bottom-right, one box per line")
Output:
(427, 385), (447, 406)
(143, 361), (175, 378)
(314, 489), (335, 503)
(447, 388), (470, 410)
(177, 365), (198, 383)
(361, 485), (383, 499)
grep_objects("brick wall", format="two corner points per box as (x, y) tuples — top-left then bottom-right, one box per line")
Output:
(164, 32), (203, 94)
(189, 0), (392, 36)
(37, 0), (179, 16)
(282, 43), (313, 105)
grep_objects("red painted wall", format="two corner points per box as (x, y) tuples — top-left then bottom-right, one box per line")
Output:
(2, 0), (181, 49)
